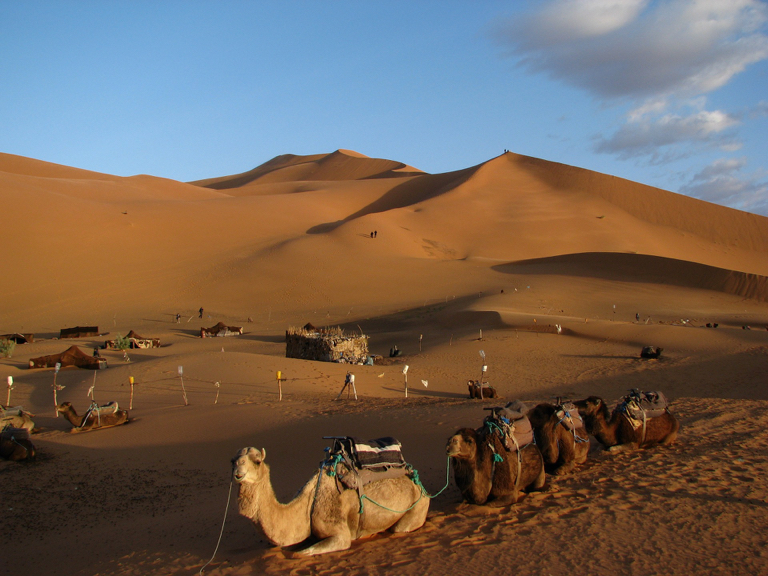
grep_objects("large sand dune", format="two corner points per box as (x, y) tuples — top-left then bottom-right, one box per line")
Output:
(1, 149), (767, 576)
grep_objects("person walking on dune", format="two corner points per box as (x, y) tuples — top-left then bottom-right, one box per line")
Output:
(199, 307), (204, 319)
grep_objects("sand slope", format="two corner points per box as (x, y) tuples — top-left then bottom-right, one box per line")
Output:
(1, 149), (767, 576)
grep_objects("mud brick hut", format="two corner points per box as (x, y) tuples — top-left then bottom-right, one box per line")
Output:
(285, 325), (369, 364)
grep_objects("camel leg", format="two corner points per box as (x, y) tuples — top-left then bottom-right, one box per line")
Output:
(531, 461), (546, 490)
(607, 442), (638, 454)
(390, 498), (429, 533)
(290, 532), (352, 557)
(487, 490), (519, 507)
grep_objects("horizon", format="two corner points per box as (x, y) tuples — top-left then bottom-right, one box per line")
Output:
(2, 1), (767, 215)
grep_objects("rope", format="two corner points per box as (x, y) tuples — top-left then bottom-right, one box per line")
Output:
(199, 479), (234, 576)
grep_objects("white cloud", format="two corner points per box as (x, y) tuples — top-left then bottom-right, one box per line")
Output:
(595, 107), (740, 159)
(680, 157), (768, 214)
(499, 0), (768, 100)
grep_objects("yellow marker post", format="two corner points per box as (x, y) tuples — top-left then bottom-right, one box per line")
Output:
(276, 371), (283, 401)
(129, 376), (135, 409)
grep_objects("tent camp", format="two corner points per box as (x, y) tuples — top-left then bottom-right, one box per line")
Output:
(104, 330), (160, 349)
(60, 326), (100, 339)
(200, 322), (243, 338)
(0, 333), (34, 344)
(29, 345), (107, 370)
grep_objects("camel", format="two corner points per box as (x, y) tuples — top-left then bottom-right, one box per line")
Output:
(446, 427), (545, 506)
(573, 395), (679, 453)
(57, 401), (130, 432)
(231, 446), (429, 557)
(527, 402), (589, 475)
(0, 426), (35, 461)
(640, 346), (663, 359)
(467, 380), (498, 399)
(0, 406), (35, 432)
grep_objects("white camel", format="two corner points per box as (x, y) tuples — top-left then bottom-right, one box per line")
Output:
(231, 446), (429, 556)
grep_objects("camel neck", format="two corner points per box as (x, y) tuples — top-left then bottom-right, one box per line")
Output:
(237, 465), (315, 547)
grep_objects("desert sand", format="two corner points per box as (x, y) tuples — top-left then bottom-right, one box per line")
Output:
(1, 149), (767, 576)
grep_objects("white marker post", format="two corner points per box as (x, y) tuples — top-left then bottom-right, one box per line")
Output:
(178, 365), (189, 406)
(479, 350), (486, 400)
(403, 365), (409, 398)
(6, 376), (14, 405)
(214, 381), (221, 404)
(53, 362), (62, 416)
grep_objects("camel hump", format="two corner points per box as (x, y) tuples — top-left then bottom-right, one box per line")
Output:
(555, 402), (584, 431)
(619, 390), (670, 419)
(483, 402), (534, 451)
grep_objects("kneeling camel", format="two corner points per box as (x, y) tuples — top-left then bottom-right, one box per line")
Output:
(57, 401), (130, 432)
(574, 395), (678, 453)
(446, 427), (545, 506)
(232, 446), (429, 556)
(527, 402), (589, 475)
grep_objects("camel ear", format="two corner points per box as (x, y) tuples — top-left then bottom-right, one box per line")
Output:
(595, 399), (601, 407)
(260, 448), (266, 461)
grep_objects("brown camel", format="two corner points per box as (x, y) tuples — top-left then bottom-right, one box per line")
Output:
(446, 427), (545, 506)
(573, 395), (679, 453)
(1, 406), (35, 432)
(0, 427), (35, 461)
(467, 380), (498, 399)
(232, 446), (429, 556)
(57, 401), (129, 432)
(527, 402), (589, 475)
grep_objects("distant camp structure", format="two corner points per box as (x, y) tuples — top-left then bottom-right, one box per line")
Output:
(285, 324), (369, 364)
(104, 330), (160, 349)
(0, 333), (34, 344)
(60, 326), (100, 339)
(201, 322), (243, 338)
(29, 345), (107, 370)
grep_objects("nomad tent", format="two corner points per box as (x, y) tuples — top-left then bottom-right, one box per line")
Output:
(200, 322), (243, 338)
(104, 330), (160, 349)
(60, 326), (100, 339)
(29, 345), (107, 369)
(0, 333), (34, 344)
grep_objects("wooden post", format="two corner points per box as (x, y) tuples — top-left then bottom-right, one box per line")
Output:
(403, 365), (409, 398)
(89, 371), (97, 402)
(129, 376), (135, 409)
(479, 350), (486, 400)
(419, 334), (423, 352)
(178, 366), (188, 406)
(6, 376), (13, 406)
(53, 362), (61, 416)
(276, 371), (283, 401)
(214, 381), (221, 404)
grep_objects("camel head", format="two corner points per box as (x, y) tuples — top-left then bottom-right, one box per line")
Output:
(232, 446), (267, 485)
(56, 402), (73, 413)
(446, 428), (479, 460)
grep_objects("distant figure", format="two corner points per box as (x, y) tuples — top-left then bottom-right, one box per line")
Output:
(636, 313), (640, 322)
(374, 230), (377, 238)
(370, 231), (374, 238)
(93, 347), (100, 358)
(389, 345), (401, 358)
(175, 313), (181, 323)
(199, 307), (204, 319)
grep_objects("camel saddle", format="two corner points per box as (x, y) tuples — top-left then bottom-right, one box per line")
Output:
(82, 401), (120, 421)
(1, 426), (30, 442)
(324, 436), (409, 491)
(618, 390), (669, 421)
(483, 400), (534, 452)
(555, 402), (584, 432)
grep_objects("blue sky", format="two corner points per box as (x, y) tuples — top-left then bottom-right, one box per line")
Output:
(2, 1), (767, 214)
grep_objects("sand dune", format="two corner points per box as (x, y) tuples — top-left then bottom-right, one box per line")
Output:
(1, 149), (767, 576)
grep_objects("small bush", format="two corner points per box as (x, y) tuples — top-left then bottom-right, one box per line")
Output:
(113, 334), (131, 351)
(0, 339), (16, 358)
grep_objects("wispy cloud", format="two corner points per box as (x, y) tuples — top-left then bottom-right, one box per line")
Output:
(680, 157), (768, 214)
(495, 0), (768, 212)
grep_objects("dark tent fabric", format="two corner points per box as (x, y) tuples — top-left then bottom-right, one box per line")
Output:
(29, 345), (106, 369)
(200, 322), (243, 338)
(60, 326), (99, 339)
(0, 333), (34, 344)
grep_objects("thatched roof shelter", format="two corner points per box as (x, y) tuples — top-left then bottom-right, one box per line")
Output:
(285, 325), (369, 364)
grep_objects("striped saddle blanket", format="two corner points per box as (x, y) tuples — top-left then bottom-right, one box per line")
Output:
(325, 436), (408, 490)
